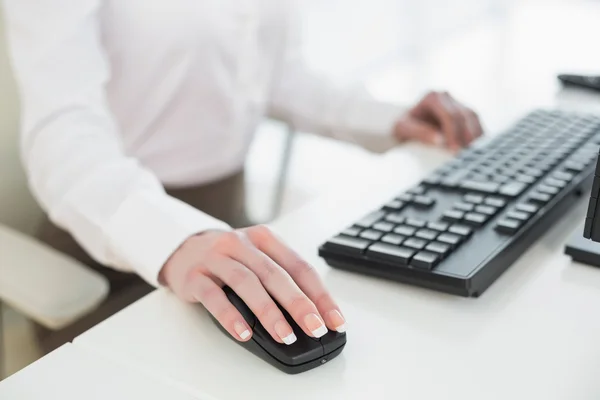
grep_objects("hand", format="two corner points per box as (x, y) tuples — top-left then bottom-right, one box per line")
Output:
(394, 91), (483, 152)
(159, 226), (346, 345)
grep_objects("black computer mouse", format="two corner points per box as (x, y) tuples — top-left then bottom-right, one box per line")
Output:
(210, 286), (347, 374)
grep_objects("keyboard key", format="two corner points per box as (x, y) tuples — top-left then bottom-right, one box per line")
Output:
(454, 202), (475, 212)
(425, 242), (452, 258)
(544, 178), (567, 189)
(463, 212), (490, 227)
(537, 184), (560, 196)
(325, 236), (371, 255)
(381, 234), (406, 246)
(437, 233), (463, 249)
(415, 229), (439, 241)
(521, 167), (544, 178)
(407, 186), (426, 195)
(515, 174), (536, 184)
(499, 182), (528, 197)
(385, 213), (405, 224)
(464, 193), (485, 204)
(427, 221), (449, 232)
(475, 205), (498, 216)
(405, 218), (427, 228)
(360, 229), (384, 241)
(373, 222), (395, 233)
(528, 191), (552, 204)
(403, 238), (428, 251)
(384, 200), (405, 211)
(442, 210), (465, 223)
(442, 170), (471, 188)
(495, 219), (522, 234)
(460, 180), (500, 194)
(356, 211), (385, 228)
(515, 203), (539, 214)
(341, 227), (361, 237)
(423, 175), (443, 185)
(565, 160), (586, 173)
(448, 224), (473, 238)
(505, 211), (530, 222)
(367, 243), (415, 264)
(413, 195), (436, 208)
(396, 193), (414, 203)
(470, 173), (489, 182)
(394, 225), (417, 237)
(410, 251), (440, 270)
(484, 197), (507, 208)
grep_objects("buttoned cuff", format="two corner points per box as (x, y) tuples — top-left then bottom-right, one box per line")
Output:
(106, 191), (231, 287)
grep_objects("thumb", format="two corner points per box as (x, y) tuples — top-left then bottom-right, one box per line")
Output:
(394, 117), (444, 147)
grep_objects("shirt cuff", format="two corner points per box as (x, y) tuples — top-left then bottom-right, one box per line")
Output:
(332, 87), (406, 152)
(105, 191), (231, 287)
(339, 89), (404, 137)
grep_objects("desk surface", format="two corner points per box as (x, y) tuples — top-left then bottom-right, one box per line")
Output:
(74, 146), (600, 400)
(0, 343), (205, 400)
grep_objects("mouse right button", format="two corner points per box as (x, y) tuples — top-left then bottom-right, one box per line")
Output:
(320, 331), (347, 355)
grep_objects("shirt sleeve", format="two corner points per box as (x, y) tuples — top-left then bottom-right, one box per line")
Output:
(2, 0), (231, 287)
(267, 1), (406, 153)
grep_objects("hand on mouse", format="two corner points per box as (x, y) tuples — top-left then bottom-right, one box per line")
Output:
(159, 225), (346, 345)
(394, 91), (483, 152)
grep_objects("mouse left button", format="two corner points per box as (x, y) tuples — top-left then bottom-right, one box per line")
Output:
(223, 286), (256, 329)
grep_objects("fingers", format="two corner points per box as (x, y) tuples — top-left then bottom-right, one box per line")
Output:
(464, 108), (484, 140)
(422, 92), (462, 152)
(183, 273), (253, 342)
(207, 251), (297, 345)
(411, 91), (483, 151)
(230, 227), (330, 339)
(177, 228), (346, 346)
(245, 226), (346, 334)
(443, 93), (484, 147)
(395, 117), (444, 146)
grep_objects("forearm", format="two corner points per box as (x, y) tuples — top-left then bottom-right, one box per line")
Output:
(3, 0), (231, 286)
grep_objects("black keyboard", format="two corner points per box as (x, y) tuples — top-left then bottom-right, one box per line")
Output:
(318, 110), (600, 297)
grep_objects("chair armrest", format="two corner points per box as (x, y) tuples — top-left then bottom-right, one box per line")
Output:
(0, 225), (109, 330)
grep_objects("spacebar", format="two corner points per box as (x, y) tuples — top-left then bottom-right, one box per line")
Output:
(459, 180), (500, 194)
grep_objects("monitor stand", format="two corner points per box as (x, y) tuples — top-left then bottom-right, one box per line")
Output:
(564, 222), (600, 267)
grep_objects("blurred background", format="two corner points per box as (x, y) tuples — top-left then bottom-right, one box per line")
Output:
(2, 0), (600, 378)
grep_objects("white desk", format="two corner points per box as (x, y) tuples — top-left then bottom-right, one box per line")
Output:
(73, 144), (600, 400)
(0, 343), (206, 399)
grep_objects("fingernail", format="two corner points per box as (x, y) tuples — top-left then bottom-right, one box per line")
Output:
(327, 310), (347, 333)
(234, 321), (251, 340)
(304, 313), (328, 338)
(275, 320), (297, 345)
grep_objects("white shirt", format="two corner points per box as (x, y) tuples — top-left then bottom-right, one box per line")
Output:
(3, 0), (402, 286)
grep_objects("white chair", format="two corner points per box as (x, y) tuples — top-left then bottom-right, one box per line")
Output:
(0, 12), (109, 379)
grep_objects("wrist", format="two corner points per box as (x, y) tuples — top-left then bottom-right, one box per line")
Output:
(158, 230), (225, 288)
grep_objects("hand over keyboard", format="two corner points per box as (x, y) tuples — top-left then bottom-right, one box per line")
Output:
(319, 110), (600, 297)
